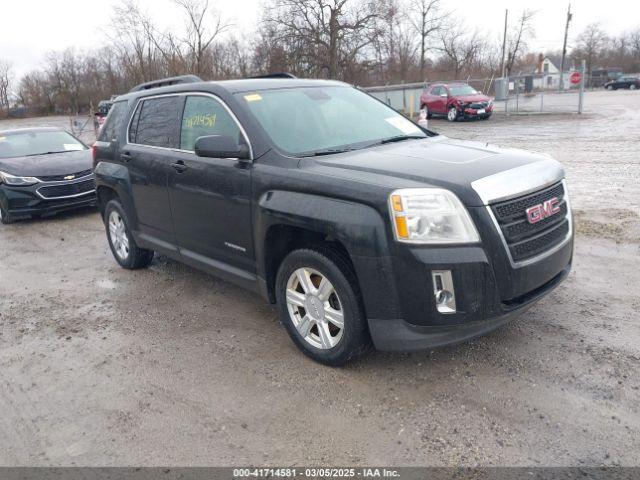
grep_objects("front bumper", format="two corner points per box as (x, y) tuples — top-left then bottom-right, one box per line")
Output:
(357, 179), (573, 352)
(0, 176), (97, 219)
(368, 262), (570, 351)
(462, 106), (493, 118)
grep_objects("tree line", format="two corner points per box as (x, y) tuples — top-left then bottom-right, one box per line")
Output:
(1, 0), (640, 117)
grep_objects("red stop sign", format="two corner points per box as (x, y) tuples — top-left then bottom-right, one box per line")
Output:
(570, 72), (582, 84)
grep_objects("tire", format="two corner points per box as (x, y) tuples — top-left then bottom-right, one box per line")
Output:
(104, 199), (154, 269)
(606, 85), (613, 90)
(631, 84), (637, 90)
(421, 104), (433, 119)
(0, 200), (13, 225)
(275, 247), (371, 366)
(447, 106), (459, 122)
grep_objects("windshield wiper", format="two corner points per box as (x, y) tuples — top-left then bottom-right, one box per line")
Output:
(300, 148), (356, 157)
(378, 135), (425, 145)
(23, 150), (72, 157)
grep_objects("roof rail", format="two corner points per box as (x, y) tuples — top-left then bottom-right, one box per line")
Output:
(249, 73), (297, 79)
(129, 75), (203, 93)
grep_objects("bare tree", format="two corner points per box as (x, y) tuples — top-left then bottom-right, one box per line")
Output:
(573, 23), (608, 78)
(0, 60), (12, 113)
(371, 0), (417, 83)
(174, 0), (230, 76)
(439, 26), (481, 79)
(266, 0), (380, 79)
(407, 0), (447, 80)
(505, 9), (536, 76)
(631, 28), (640, 59)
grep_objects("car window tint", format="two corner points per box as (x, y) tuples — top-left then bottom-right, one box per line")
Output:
(430, 86), (439, 95)
(98, 100), (127, 142)
(241, 86), (424, 155)
(135, 96), (183, 148)
(180, 96), (242, 151)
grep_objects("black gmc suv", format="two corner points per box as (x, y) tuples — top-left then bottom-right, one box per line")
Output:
(93, 75), (573, 366)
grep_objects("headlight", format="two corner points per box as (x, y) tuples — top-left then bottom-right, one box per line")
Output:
(389, 188), (480, 244)
(0, 171), (39, 186)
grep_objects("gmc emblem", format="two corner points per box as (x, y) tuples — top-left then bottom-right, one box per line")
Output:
(526, 197), (560, 224)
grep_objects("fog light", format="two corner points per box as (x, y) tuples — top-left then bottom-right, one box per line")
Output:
(432, 270), (456, 314)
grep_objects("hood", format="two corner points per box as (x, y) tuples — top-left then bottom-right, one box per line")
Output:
(0, 149), (92, 177)
(311, 136), (561, 206)
(454, 94), (491, 103)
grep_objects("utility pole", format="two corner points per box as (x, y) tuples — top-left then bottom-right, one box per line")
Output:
(500, 9), (508, 78)
(559, 4), (572, 91)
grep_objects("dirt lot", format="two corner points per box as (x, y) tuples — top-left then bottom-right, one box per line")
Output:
(1, 90), (639, 466)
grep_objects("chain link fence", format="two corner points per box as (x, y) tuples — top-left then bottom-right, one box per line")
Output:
(364, 64), (587, 117)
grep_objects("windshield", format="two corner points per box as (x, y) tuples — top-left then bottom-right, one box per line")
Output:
(0, 130), (87, 159)
(448, 85), (478, 96)
(237, 86), (427, 156)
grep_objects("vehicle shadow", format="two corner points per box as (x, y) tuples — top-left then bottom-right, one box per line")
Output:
(6, 206), (99, 226)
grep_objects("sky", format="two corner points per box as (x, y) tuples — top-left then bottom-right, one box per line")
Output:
(1, 0), (639, 80)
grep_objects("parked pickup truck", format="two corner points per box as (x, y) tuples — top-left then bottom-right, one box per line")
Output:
(93, 75), (573, 366)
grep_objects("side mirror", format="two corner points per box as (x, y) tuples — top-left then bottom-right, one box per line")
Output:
(194, 135), (250, 160)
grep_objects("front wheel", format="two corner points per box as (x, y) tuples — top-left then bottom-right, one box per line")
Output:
(447, 107), (459, 122)
(0, 203), (13, 224)
(275, 247), (370, 366)
(104, 199), (154, 269)
(606, 85), (613, 90)
(631, 84), (637, 90)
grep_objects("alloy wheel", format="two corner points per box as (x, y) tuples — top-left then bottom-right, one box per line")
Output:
(108, 210), (130, 261)
(447, 107), (458, 122)
(285, 267), (345, 350)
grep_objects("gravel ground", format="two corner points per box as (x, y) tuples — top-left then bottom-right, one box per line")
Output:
(0, 89), (639, 466)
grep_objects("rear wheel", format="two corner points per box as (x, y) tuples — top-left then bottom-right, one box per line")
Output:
(104, 199), (154, 269)
(447, 106), (459, 122)
(275, 247), (370, 366)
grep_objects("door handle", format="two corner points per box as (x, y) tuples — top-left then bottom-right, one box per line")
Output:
(120, 152), (133, 162)
(171, 161), (188, 173)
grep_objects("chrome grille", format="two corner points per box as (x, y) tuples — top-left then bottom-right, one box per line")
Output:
(36, 169), (93, 182)
(491, 181), (570, 263)
(37, 179), (96, 199)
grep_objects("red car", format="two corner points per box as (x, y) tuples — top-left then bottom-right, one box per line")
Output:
(420, 83), (493, 122)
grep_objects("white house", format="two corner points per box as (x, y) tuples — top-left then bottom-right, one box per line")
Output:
(530, 56), (572, 90)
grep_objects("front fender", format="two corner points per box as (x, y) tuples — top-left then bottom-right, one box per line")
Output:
(255, 190), (402, 320)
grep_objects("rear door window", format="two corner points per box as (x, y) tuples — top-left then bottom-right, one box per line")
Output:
(132, 96), (183, 148)
(179, 95), (244, 151)
(98, 100), (128, 142)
